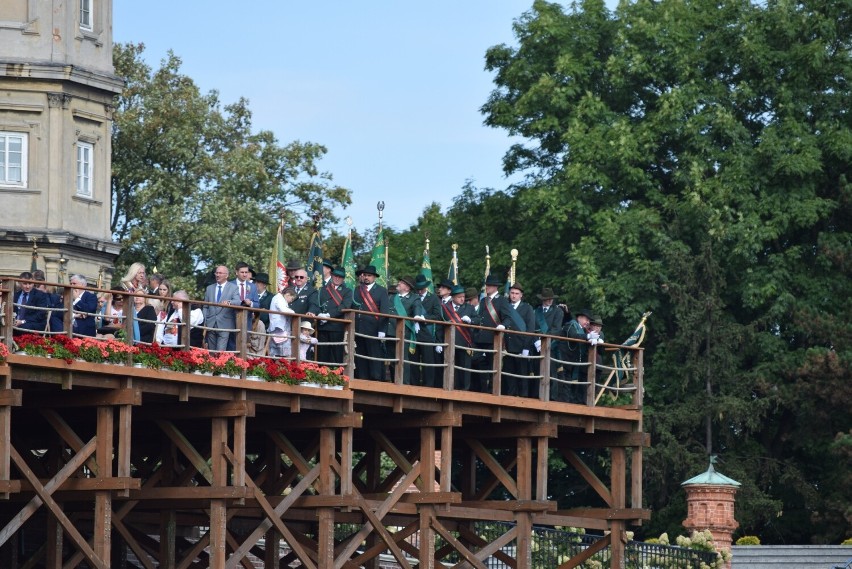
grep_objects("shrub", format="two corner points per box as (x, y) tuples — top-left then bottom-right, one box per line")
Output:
(736, 536), (761, 545)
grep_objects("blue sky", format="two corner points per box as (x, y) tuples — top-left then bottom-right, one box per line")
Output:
(114, 2), (535, 236)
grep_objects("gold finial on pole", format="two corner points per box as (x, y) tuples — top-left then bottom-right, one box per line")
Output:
(425, 235), (430, 253)
(510, 248), (519, 286)
(346, 215), (353, 240)
(483, 245), (491, 291)
(30, 238), (39, 272)
(97, 266), (104, 289)
(58, 258), (67, 284)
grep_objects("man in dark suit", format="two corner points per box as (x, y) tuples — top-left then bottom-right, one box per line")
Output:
(33, 270), (63, 334)
(227, 261), (259, 351)
(316, 267), (353, 366)
(534, 287), (564, 401)
(13, 271), (50, 335)
(413, 274), (441, 387)
(69, 274), (99, 337)
(504, 283), (537, 397)
(473, 274), (516, 393)
(203, 265), (241, 352)
(440, 285), (478, 391)
(289, 267), (319, 316)
(388, 276), (424, 385)
(353, 265), (389, 381)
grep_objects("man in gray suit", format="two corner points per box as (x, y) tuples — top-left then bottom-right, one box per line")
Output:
(203, 265), (240, 351)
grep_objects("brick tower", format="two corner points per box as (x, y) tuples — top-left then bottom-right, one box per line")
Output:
(682, 458), (741, 567)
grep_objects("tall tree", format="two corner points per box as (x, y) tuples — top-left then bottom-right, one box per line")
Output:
(111, 43), (351, 290)
(480, 0), (851, 543)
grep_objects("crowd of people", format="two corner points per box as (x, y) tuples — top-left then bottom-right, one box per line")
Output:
(9, 260), (608, 402)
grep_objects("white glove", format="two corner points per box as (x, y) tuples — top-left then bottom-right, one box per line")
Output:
(461, 315), (471, 323)
(310, 338), (318, 345)
(318, 312), (330, 319)
(496, 324), (506, 330)
(522, 349), (529, 357)
(414, 323), (421, 334)
(377, 331), (386, 339)
(534, 339), (542, 352)
(435, 346), (443, 354)
(413, 314), (425, 321)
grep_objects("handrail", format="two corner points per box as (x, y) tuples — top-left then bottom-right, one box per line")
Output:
(0, 277), (643, 406)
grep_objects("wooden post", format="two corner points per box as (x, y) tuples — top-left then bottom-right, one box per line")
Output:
(94, 406), (113, 563)
(611, 447), (627, 569)
(317, 428), (335, 568)
(209, 417), (228, 569)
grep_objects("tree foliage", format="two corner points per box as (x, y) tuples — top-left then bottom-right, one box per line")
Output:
(111, 43), (351, 291)
(388, 0), (850, 543)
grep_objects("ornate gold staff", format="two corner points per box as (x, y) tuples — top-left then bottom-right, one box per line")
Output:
(510, 248), (519, 286)
(483, 245), (491, 292)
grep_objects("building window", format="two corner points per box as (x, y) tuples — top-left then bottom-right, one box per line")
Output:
(79, 0), (92, 31)
(76, 141), (93, 198)
(0, 132), (27, 187)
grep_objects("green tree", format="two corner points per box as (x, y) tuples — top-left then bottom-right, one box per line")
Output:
(111, 43), (351, 291)
(478, 0), (851, 543)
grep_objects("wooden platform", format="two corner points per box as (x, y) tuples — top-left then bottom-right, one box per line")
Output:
(0, 279), (648, 568)
(0, 353), (648, 569)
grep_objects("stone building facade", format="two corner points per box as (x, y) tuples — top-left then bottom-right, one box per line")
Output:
(0, 0), (122, 284)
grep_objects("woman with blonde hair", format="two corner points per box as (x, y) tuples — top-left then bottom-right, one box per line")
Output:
(119, 262), (147, 293)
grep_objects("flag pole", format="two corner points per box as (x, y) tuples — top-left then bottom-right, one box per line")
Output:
(510, 248), (518, 286)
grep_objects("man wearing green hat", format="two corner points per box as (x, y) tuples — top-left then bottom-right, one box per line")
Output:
(440, 284), (478, 390)
(390, 276), (424, 385)
(504, 282), (537, 398)
(534, 287), (564, 400)
(414, 273), (441, 387)
(561, 307), (596, 403)
(316, 267), (353, 366)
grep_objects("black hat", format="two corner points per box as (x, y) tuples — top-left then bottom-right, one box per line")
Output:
(484, 274), (503, 287)
(576, 308), (594, 320)
(331, 267), (346, 278)
(322, 258), (335, 269)
(356, 265), (380, 276)
(437, 279), (454, 290)
(414, 274), (432, 289)
(397, 276), (416, 290)
(537, 287), (558, 300)
(286, 259), (303, 271)
(465, 287), (479, 301)
(591, 315), (604, 326)
(254, 272), (270, 285)
(451, 284), (466, 296)
(509, 282), (524, 293)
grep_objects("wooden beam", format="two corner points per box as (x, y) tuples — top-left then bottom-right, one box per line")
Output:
(144, 401), (255, 419)
(466, 439), (518, 499)
(550, 507), (651, 520)
(365, 412), (462, 429)
(551, 432), (650, 448)
(461, 423), (557, 439)
(561, 449), (613, 507)
(0, 389), (22, 406)
(9, 446), (107, 569)
(32, 389), (141, 407)
(458, 500), (556, 512)
(0, 438), (96, 547)
(258, 412), (362, 429)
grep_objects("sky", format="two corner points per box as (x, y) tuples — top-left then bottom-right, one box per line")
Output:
(113, 2), (535, 236)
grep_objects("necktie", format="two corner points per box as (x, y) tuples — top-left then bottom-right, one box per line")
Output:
(216, 285), (222, 302)
(23, 293), (29, 305)
(240, 282), (246, 301)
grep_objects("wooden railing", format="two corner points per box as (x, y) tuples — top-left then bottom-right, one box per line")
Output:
(0, 278), (643, 406)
